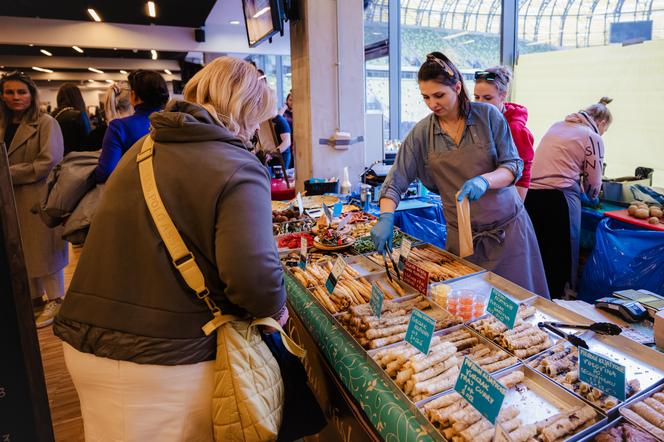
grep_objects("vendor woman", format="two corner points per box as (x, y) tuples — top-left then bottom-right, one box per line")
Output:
(371, 52), (549, 298)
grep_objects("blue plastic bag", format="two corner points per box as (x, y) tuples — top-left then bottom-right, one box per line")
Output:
(394, 211), (447, 249)
(578, 218), (664, 302)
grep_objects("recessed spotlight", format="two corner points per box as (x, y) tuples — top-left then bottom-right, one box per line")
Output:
(32, 66), (54, 73)
(229, 20), (241, 25)
(147, 1), (156, 18)
(164, 69), (172, 75)
(151, 49), (158, 60)
(87, 8), (102, 22)
(88, 67), (104, 74)
(72, 46), (84, 53)
(40, 49), (53, 56)
(28, 43), (34, 47)
(120, 70), (128, 74)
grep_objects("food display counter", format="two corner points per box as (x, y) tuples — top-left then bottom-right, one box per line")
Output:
(273, 203), (664, 441)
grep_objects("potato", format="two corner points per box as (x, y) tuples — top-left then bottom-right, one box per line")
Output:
(628, 205), (639, 215)
(635, 208), (650, 219)
(650, 207), (663, 218)
(649, 217), (661, 225)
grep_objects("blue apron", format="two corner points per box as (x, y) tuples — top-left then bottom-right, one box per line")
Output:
(425, 115), (550, 299)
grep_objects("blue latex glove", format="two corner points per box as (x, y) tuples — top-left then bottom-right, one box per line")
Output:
(370, 212), (395, 253)
(580, 192), (600, 207)
(457, 176), (490, 202)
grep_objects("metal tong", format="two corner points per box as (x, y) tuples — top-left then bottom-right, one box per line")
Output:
(545, 321), (622, 336)
(538, 322), (589, 349)
(382, 245), (401, 282)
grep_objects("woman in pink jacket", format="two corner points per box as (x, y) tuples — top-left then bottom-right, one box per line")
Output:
(525, 97), (612, 298)
(474, 66), (534, 200)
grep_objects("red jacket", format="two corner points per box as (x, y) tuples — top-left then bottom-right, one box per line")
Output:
(503, 102), (534, 188)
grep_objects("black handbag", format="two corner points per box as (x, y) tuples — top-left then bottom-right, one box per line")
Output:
(262, 332), (327, 441)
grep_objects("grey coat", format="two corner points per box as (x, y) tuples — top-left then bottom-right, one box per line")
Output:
(2, 113), (68, 278)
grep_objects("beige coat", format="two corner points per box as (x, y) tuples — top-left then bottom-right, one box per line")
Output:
(2, 113), (68, 278)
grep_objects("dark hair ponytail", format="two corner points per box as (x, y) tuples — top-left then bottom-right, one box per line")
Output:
(417, 52), (470, 119)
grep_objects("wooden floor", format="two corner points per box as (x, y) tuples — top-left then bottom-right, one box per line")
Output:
(39, 244), (85, 441)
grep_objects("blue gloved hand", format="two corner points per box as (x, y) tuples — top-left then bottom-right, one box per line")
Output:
(580, 192), (600, 207)
(457, 176), (490, 202)
(370, 212), (395, 253)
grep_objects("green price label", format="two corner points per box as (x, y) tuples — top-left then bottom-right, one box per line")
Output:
(370, 284), (384, 318)
(579, 347), (626, 401)
(487, 288), (519, 330)
(454, 357), (507, 425)
(405, 309), (436, 355)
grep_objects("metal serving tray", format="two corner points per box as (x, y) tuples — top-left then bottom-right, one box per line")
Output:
(618, 383), (664, 440)
(576, 417), (642, 442)
(367, 325), (519, 404)
(361, 271), (420, 300)
(437, 271), (538, 304)
(418, 364), (607, 442)
(409, 243), (485, 283)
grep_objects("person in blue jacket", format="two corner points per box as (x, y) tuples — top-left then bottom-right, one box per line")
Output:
(371, 52), (549, 298)
(93, 70), (168, 182)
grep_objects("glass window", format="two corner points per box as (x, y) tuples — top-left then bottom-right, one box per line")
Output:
(399, 0), (502, 137)
(515, 0), (664, 185)
(282, 55), (292, 103)
(365, 0), (390, 139)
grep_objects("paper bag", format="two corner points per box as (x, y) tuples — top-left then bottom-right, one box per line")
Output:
(455, 192), (473, 258)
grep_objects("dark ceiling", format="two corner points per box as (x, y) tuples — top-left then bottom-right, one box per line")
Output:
(0, 0), (217, 28)
(0, 44), (186, 61)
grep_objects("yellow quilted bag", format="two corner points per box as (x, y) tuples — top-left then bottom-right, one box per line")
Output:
(137, 136), (305, 442)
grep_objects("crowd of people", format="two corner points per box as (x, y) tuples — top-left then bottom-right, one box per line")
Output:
(1, 51), (610, 439)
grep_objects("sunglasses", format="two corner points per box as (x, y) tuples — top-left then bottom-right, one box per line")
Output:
(474, 71), (498, 81)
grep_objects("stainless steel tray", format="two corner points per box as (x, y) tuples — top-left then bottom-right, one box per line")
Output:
(343, 254), (384, 277)
(437, 271), (539, 303)
(361, 271), (420, 300)
(410, 243), (485, 282)
(576, 417), (649, 442)
(618, 383), (664, 440)
(418, 364), (607, 441)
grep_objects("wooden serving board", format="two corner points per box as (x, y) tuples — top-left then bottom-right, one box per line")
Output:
(605, 209), (664, 231)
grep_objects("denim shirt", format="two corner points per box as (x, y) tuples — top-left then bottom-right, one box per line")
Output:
(381, 102), (523, 205)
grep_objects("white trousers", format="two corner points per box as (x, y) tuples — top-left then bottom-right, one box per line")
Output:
(63, 343), (214, 442)
(30, 270), (64, 300)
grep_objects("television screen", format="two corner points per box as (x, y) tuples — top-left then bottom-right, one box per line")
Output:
(242, 0), (282, 48)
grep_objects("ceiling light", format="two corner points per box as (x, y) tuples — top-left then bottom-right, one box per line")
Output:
(72, 45), (84, 53)
(40, 49), (53, 56)
(459, 39), (475, 45)
(442, 31), (470, 40)
(164, 69), (172, 75)
(87, 8), (102, 22)
(253, 7), (271, 18)
(28, 43), (34, 47)
(147, 1), (156, 18)
(88, 67), (104, 74)
(229, 20), (240, 25)
(120, 70), (128, 74)
(32, 66), (54, 73)
(105, 79), (114, 83)
(88, 79), (95, 83)
(151, 49), (158, 60)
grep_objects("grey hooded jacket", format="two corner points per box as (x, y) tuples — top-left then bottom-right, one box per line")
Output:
(54, 101), (286, 365)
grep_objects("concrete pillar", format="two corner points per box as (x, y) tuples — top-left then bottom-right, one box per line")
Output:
(290, 0), (366, 191)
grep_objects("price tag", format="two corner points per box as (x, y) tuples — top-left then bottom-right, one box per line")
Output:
(405, 309), (436, 354)
(325, 256), (347, 294)
(399, 238), (412, 270)
(296, 192), (304, 215)
(298, 237), (308, 270)
(322, 203), (333, 224)
(494, 423), (514, 442)
(487, 288), (519, 330)
(370, 283), (384, 318)
(337, 213), (351, 232)
(454, 357), (507, 425)
(402, 260), (430, 296)
(579, 347), (626, 401)
(333, 202), (343, 218)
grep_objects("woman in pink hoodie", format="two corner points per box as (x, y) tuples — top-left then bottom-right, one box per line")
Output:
(525, 98), (613, 298)
(474, 66), (534, 200)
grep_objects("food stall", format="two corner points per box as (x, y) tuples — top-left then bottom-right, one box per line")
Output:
(272, 197), (664, 442)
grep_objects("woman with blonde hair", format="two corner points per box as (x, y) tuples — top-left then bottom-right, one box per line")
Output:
(55, 56), (287, 440)
(525, 97), (612, 298)
(1, 71), (67, 327)
(85, 82), (132, 148)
